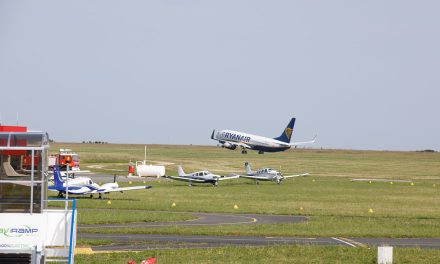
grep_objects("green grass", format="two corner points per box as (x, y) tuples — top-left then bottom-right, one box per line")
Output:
(49, 143), (440, 262)
(75, 245), (440, 264)
(51, 143), (440, 180)
(81, 215), (440, 238)
(49, 143), (440, 239)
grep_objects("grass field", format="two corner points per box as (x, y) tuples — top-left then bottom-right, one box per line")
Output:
(49, 143), (440, 261)
(75, 245), (440, 264)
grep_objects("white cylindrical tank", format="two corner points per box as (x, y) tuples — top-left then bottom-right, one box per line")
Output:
(136, 164), (166, 177)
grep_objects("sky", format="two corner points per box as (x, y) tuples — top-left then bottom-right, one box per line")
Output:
(0, 1), (439, 151)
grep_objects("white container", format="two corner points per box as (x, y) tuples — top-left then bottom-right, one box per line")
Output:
(378, 246), (393, 264)
(136, 162), (165, 177)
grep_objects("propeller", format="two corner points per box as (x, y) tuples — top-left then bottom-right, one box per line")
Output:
(276, 165), (284, 184)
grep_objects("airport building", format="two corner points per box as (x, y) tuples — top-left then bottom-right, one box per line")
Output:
(0, 126), (77, 264)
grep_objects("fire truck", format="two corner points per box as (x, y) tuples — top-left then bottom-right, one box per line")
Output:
(48, 149), (81, 171)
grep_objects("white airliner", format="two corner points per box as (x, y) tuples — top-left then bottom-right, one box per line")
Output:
(211, 117), (316, 154)
(164, 165), (240, 187)
(241, 162), (309, 184)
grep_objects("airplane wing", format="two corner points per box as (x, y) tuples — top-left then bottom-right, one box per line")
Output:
(48, 170), (92, 175)
(48, 185), (92, 194)
(98, 185), (152, 193)
(163, 176), (208, 183)
(290, 135), (317, 146)
(283, 173), (310, 178)
(239, 175), (272, 181)
(217, 174), (240, 181)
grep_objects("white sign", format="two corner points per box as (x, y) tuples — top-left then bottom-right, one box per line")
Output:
(0, 210), (76, 253)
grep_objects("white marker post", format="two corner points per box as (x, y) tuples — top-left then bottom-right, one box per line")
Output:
(378, 246), (393, 264)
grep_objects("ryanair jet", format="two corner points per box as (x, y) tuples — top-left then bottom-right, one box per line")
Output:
(211, 117), (316, 154)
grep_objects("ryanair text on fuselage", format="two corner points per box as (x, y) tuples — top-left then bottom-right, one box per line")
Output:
(218, 132), (251, 143)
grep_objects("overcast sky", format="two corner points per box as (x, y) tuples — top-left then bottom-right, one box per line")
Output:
(1, 1), (439, 150)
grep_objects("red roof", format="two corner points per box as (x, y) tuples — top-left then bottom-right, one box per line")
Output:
(0, 126), (27, 132)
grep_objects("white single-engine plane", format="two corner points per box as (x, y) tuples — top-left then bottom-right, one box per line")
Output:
(48, 166), (152, 198)
(211, 117), (316, 154)
(164, 165), (239, 187)
(240, 162), (309, 184)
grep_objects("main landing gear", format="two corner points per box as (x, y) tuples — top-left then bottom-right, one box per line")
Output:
(241, 147), (247, 154)
(258, 151), (264, 154)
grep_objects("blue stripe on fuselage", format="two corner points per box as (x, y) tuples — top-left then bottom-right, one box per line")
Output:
(250, 145), (290, 152)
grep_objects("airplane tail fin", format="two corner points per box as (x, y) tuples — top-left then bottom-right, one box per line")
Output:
(245, 162), (252, 175)
(53, 165), (64, 189)
(274, 118), (296, 143)
(177, 165), (185, 176)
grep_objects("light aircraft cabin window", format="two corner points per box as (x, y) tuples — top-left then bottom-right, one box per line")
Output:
(89, 180), (92, 185)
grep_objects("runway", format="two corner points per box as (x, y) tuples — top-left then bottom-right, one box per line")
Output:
(79, 233), (440, 251)
(78, 211), (440, 251)
(79, 212), (307, 229)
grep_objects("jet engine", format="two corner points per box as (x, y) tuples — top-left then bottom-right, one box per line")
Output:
(221, 142), (237, 150)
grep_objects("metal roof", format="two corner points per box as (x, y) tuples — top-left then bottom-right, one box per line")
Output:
(0, 132), (50, 150)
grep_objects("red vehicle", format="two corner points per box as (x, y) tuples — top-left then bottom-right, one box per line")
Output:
(48, 149), (80, 171)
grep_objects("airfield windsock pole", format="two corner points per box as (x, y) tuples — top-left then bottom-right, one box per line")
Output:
(144, 145), (147, 164)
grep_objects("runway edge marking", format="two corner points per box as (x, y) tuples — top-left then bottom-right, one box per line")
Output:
(331, 237), (357, 248)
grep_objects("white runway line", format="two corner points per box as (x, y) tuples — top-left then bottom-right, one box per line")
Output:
(332, 237), (357, 247)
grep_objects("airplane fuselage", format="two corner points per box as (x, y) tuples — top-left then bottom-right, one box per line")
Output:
(216, 130), (290, 152)
(247, 168), (281, 181)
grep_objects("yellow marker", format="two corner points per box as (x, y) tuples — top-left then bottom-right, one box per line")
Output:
(433, 184), (437, 188)
(299, 207), (304, 211)
(410, 182), (414, 186)
(234, 204), (239, 209)
(312, 179), (316, 182)
(369, 181), (372, 184)
(368, 208), (373, 214)
(143, 181), (146, 184)
(390, 182), (393, 185)
(129, 181), (132, 185)
(107, 200), (111, 205)
(172, 202), (176, 207)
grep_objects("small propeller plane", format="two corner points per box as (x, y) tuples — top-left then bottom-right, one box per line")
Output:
(48, 165), (152, 198)
(164, 165), (240, 187)
(240, 162), (309, 184)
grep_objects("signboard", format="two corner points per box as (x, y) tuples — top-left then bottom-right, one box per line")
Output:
(0, 210), (76, 253)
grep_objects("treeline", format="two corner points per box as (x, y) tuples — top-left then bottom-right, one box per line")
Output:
(81, 141), (109, 144)
(416, 149), (436, 153)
